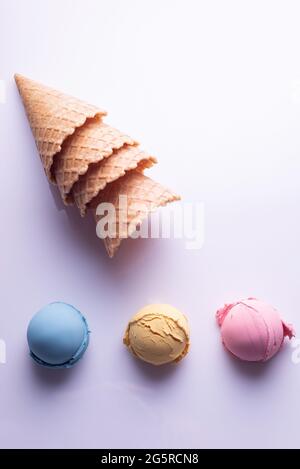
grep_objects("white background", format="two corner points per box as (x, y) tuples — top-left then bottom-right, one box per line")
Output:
(1, 0), (300, 449)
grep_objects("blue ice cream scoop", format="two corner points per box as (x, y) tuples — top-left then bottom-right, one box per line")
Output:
(27, 302), (90, 368)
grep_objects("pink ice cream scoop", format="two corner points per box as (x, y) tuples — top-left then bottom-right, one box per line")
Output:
(216, 298), (294, 362)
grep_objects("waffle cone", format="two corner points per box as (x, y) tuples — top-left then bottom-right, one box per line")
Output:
(73, 145), (157, 216)
(14, 74), (106, 181)
(16, 74), (180, 257)
(92, 172), (180, 257)
(53, 118), (138, 204)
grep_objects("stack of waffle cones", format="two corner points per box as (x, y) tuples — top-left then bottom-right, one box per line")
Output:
(15, 74), (180, 257)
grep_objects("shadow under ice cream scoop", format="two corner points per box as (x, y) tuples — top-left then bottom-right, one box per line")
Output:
(216, 298), (294, 362)
(27, 302), (90, 368)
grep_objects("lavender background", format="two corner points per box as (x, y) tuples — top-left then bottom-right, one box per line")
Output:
(1, 0), (300, 449)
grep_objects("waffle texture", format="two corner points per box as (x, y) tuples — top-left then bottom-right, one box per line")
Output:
(73, 145), (157, 215)
(92, 172), (180, 258)
(15, 74), (180, 257)
(53, 118), (137, 203)
(15, 74), (106, 181)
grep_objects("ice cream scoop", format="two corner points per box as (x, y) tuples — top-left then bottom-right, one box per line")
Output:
(27, 302), (90, 368)
(216, 298), (294, 362)
(123, 304), (190, 366)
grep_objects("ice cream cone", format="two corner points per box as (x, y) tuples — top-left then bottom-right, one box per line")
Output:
(16, 74), (181, 257)
(73, 145), (157, 216)
(53, 118), (138, 204)
(92, 171), (180, 257)
(14, 74), (106, 181)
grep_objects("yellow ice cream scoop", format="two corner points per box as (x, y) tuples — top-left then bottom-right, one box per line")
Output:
(123, 304), (190, 366)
